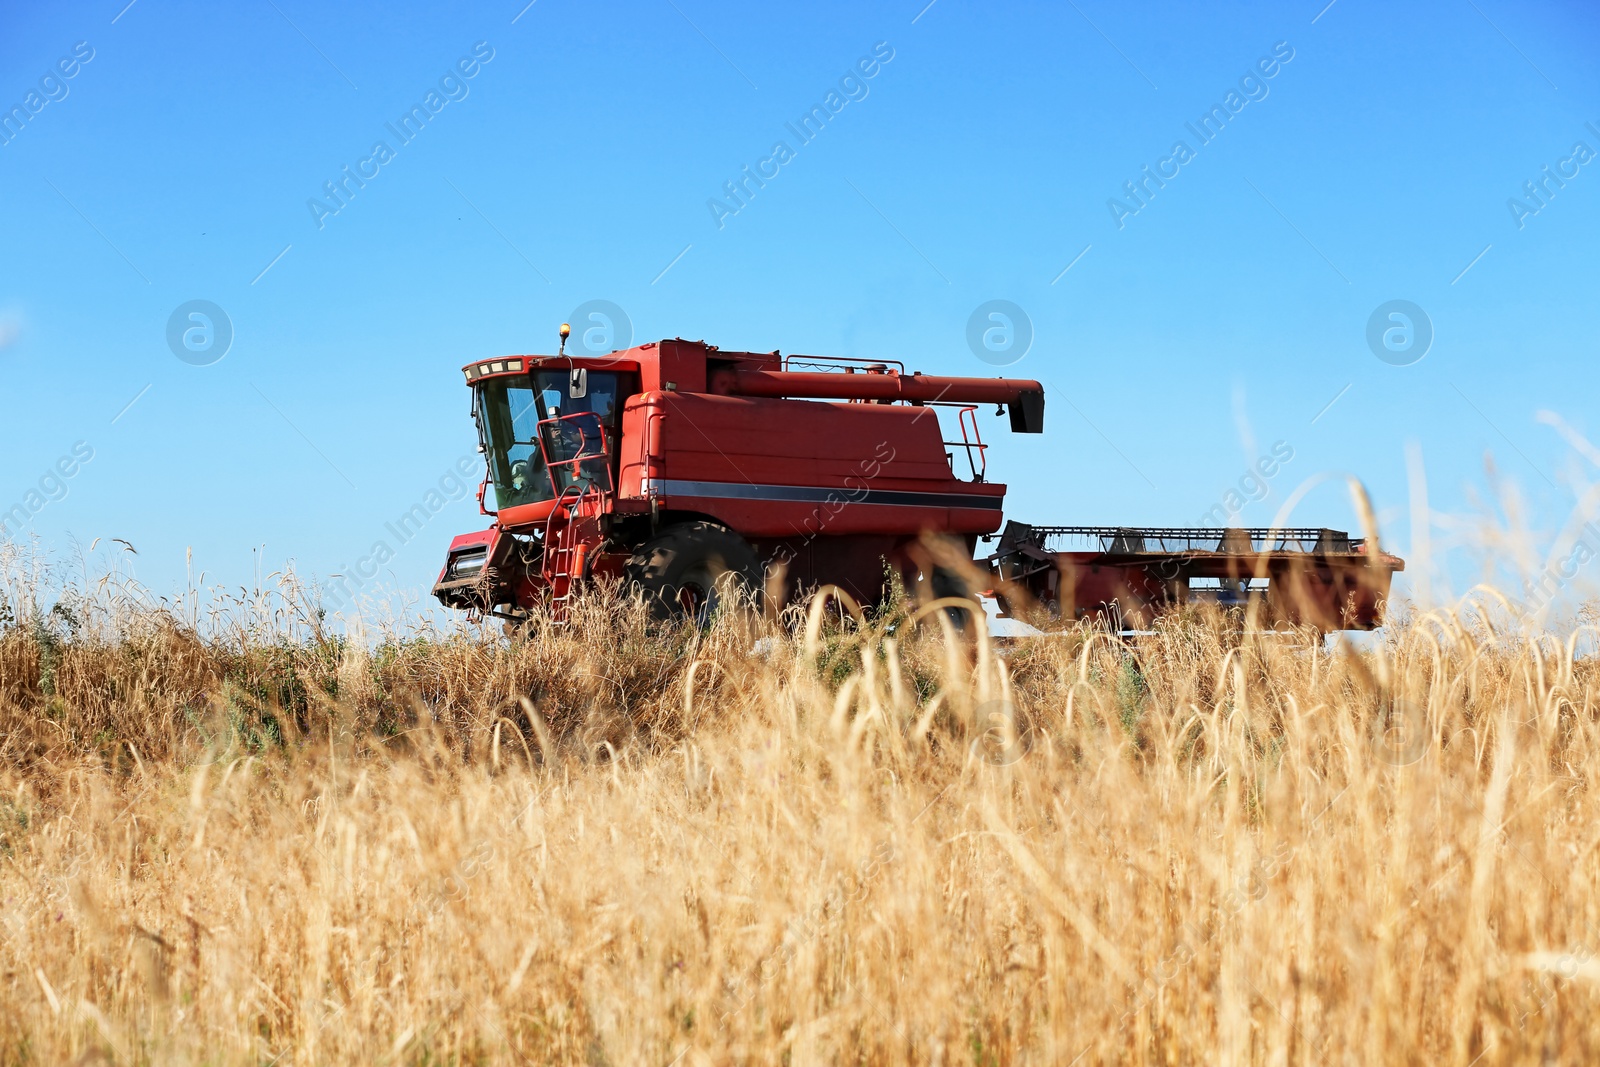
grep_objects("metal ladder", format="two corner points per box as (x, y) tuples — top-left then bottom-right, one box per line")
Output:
(542, 483), (603, 623)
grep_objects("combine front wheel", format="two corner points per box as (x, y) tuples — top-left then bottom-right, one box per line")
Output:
(625, 522), (763, 622)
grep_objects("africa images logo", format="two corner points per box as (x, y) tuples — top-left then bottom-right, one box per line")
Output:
(1365, 299), (1433, 366)
(165, 300), (234, 366)
(706, 42), (896, 229)
(307, 42), (495, 229)
(965, 301), (1034, 367)
(0, 41), (95, 148)
(1107, 41), (1296, 229)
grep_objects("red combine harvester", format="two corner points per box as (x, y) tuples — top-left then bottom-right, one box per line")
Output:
(433, 333), (1402, 631)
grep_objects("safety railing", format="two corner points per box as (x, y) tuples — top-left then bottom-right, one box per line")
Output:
(782, 354), (905, 375)
(1002, 525), (1360, 555)
(536, 411), (615, 497)
(942, 405), (987, 481)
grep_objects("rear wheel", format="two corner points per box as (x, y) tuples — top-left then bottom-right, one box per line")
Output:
(929, 565), (981, 631)
(625, 522), (763, 622)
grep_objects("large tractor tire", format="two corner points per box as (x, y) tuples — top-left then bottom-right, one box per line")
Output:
(625, 522), (763, 622)
(929, 565), (982, 632)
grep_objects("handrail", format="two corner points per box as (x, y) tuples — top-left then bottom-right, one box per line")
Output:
(781, 354), (905, 375)
(536, 411), (615, 496)
(941, 405), (987, 482)
(476, 470), (497, 517)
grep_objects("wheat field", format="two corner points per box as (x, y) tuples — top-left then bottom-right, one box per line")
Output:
(2, 549), (1599, 1065)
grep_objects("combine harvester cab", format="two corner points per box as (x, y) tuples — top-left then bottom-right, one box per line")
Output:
(987, 523), (1404, 633)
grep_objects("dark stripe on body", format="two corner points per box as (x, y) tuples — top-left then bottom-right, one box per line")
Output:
(653, 478), (1004, 511)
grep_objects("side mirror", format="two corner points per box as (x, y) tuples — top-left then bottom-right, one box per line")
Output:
(569, 367), (588, 398)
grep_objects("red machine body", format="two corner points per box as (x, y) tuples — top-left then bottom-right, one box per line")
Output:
(432, 339), (1041, 615)
(432, 337), (1402, 631)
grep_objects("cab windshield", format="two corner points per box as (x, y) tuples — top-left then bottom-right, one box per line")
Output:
(476, 370), (620, 509)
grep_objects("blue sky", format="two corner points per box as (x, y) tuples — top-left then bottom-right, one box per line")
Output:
(1, 0), (1597, 618)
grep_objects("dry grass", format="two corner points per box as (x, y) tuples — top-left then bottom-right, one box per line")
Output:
(3, 553), (1600, 1065)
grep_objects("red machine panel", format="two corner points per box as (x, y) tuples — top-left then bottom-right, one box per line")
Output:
(618, 390), (1005, 538)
